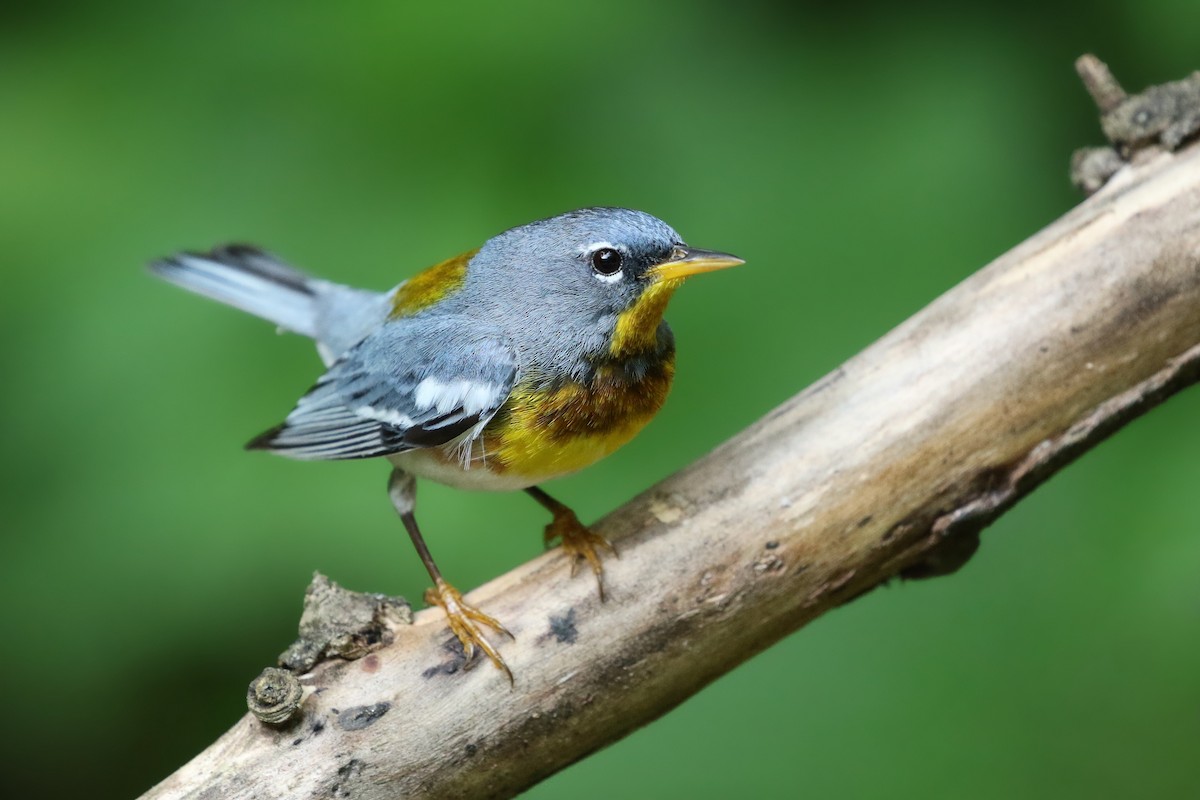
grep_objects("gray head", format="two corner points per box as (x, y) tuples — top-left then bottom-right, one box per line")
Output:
(459, 207), (741, 379)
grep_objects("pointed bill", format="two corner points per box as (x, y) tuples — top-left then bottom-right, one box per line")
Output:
(647, 247), (744, 282)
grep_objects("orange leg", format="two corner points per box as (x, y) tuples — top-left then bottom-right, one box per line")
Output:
(526, 486), (617, 601)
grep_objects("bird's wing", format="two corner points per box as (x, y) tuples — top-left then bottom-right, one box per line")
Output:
(248, 315), (516, 461)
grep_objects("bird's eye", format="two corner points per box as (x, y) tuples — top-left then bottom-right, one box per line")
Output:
(591, 247), (623, 276)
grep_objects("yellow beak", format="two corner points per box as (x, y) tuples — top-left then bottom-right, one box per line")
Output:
(647, 247), (745, 283)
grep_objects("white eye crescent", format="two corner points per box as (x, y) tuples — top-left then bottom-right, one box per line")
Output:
(584, 242), (625, 283)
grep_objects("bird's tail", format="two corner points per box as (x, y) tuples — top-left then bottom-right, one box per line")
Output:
(149, 244), (321, 338)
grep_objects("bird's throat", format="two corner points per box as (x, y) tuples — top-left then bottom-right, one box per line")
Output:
(608, 278), (683, 358)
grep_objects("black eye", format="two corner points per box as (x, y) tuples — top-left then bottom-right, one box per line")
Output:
(591, 247), (623, 276)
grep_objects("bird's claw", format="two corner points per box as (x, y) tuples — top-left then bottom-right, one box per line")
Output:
(543, 509), (617, 600)
(424, 578), (513, 683)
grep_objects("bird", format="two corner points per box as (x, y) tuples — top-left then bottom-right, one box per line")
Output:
(150, 207), (742, 680)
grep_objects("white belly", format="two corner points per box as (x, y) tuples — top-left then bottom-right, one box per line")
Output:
(387, 448), (544, 492)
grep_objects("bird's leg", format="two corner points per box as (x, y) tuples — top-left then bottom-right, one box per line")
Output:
(388, 469), (513, 682)
(525, 486), (617, 601)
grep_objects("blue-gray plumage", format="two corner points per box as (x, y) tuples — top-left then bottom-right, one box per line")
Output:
(150, 207), (742, 680)
(248, 317), (518, 460)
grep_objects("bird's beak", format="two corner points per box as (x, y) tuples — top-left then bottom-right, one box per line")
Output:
(648, 247), (745, 283)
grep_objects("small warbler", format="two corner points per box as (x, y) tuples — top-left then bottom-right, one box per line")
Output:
(151, 207), (742, 680)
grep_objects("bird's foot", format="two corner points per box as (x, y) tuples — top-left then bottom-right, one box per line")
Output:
(543, 508), (617, 600)
(424, 578), (513, 683)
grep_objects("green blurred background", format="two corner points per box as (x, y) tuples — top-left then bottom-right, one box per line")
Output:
(2, 1), (1198, 797)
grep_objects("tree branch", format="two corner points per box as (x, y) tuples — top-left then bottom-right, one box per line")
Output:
(142, 139), (1200, 800)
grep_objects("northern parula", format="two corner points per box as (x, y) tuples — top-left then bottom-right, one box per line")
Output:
(151, 207), (742, 679)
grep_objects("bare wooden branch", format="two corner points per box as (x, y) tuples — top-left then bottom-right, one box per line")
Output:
(141, 142), (1200, 800)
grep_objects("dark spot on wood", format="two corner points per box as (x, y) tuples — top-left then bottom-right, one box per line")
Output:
(291, 736), (303, 746)
(329, 758), (365, 798)
(361, 654), (379, 673)
(310, 719), (325, 735)
(337, 703), (391, 731)
(548, 608), (578, 644)
(857, 515), (873, 528)
(423, 637), (469, 678)
(465, 743), (478, 757)
(764, 540), (780, 550)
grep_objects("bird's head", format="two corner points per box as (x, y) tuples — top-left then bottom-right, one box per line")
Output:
(469, 207), (742, 364)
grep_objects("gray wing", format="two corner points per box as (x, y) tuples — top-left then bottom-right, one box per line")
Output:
(248, 316), (516, 461)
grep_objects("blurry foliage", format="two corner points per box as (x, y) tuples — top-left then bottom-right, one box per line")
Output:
(1, 1), (1197, 798)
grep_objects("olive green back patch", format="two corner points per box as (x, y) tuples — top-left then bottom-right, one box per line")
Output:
(389, 248), (477, 317)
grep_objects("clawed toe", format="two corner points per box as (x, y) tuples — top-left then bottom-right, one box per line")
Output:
(424, 579), (513, 683)
(544, 510), (618, 600)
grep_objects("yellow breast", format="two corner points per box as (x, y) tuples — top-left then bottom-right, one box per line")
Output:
(482, 353), (675, 482)
(390, 358), (674, 491)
